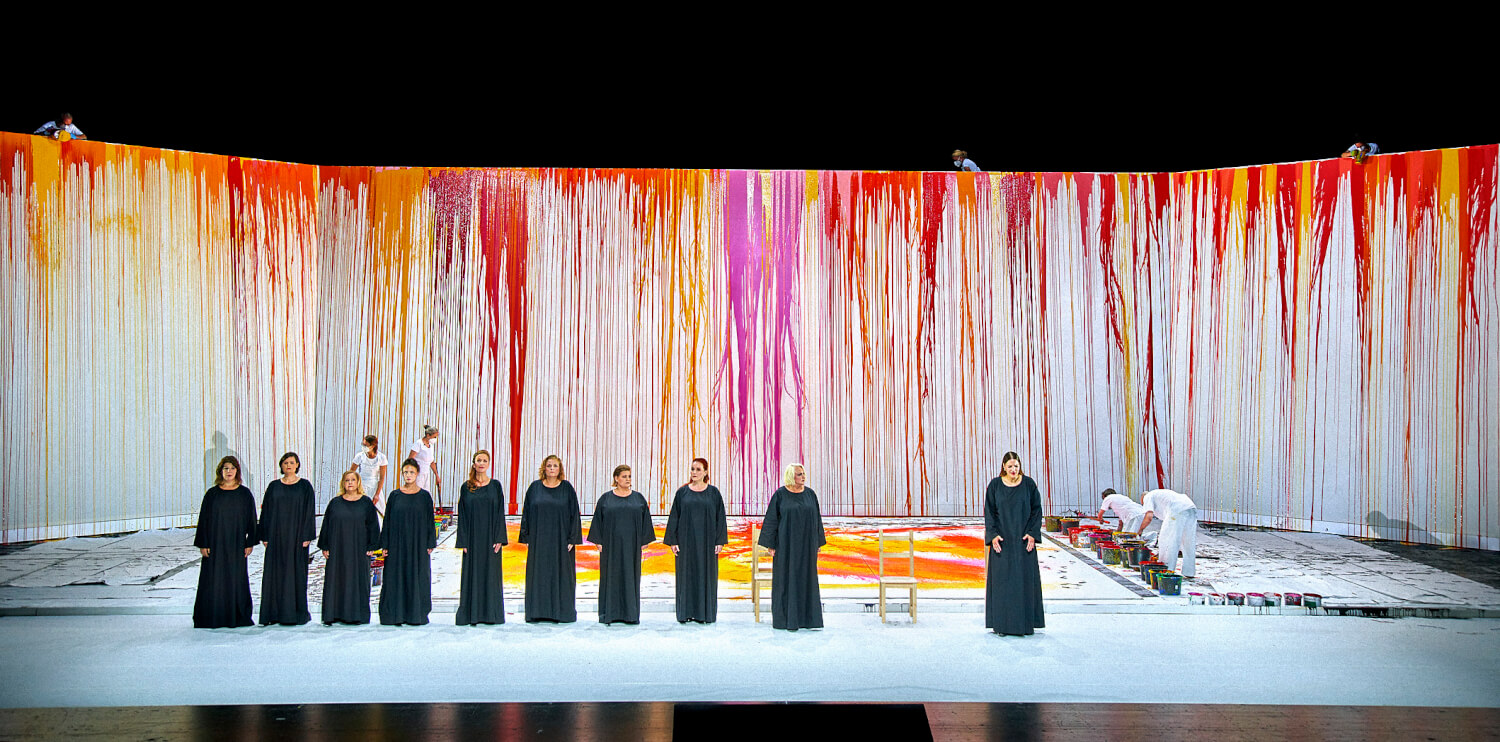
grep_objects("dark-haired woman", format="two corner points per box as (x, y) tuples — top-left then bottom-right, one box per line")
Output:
(588, 465), (655, 624)
(664, 457), (727, 623)
(379, 458), (437, 625)
(519, 454), (582, 623)
(984, 451), (1044, 636)
(456, 450), (508, 625)
(258, 452), (316, 625)
(193, 456), (259, 628)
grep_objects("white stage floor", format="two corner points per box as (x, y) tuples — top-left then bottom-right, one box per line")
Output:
(1, 612), (1496, 708)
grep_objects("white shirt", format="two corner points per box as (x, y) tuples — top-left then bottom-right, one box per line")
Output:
(954, 158), (980, 172)
(352, 450), (388, 487)
(34, 121), (85, 139)
(1142, 489), (1196, 517)
(1101, 493), (1145, 521)
(407, 438), (436, 488)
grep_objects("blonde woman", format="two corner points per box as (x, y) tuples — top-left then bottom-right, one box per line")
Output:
(318, 471), (381, 625)
(757, 463), (826, 630)
(518, 454), (582, 622)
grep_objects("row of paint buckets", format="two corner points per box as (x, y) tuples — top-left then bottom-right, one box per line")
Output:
(435, 506), (455, 535)
(369, 551), (386, 587)
(1186, 591), (1325, 609)
(1061, 521), (1189, 596)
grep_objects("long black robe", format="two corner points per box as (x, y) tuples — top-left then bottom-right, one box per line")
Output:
(318, 495), (381, 624)
(258, 478), (316, 625)
(664, 484), (728, 623)
(984, 474), (1045, 635)
(379, 488), (437, 625)
(456, 479), (508, 625)
(587, 491), (656, 624)
(518, 480), (582, 622)
(193, 485), (258, 628)
(758, 486), (826, 630)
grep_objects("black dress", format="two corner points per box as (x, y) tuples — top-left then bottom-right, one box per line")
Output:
(664, 484), (728, 623)
(379, 488), (437, 625)
(984, 475), (1045, 635)
(587, 491), (656, 624)
(258, 478), (316, 625)
(518, 480), (582, 622)
(758, 486), (826, 630)
(193, 485), (258, 628)
(318, 495), (381, 624)
(456, 479), (508, 625)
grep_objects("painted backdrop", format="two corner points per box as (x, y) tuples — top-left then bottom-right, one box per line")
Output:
(3, 132), (1496, 548)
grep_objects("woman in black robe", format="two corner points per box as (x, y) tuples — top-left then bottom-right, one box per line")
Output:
(319, 471), (382, 625)
(194, 456), (259, 628)
(380, 458), (437, 625)
(758, 463), (826, 630)
(588, 464), (656, 624)
(984, 451), (1045, 636)
(258, 451), (316, 625)
(518, 454), (582, 622)
(664, 457), (727, 623)
(456, 449), (508, 625)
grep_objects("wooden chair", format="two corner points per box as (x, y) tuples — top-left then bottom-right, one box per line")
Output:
(750, 524), (774, 623)
(878, 527), (919, 623)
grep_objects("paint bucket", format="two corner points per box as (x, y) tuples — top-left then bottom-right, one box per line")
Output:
(1247, 592), (1266, 607)
(1226, 592), (1245, 606)
(1157, 573), (1182, 596)
(1284, 592), (1303, 606)
(1044, 515), (1062, 532)
(1125, 544), (1152, 568)
(1144, 565), (1168, 588)
(1059, 517), (1080, 535)
(1302, 593), (1323, 609)
(1140, 560), (1165, 581)
(1208, 593), (1225, 605)
(1264, 593), (1282, 607)
(1102, 545), (1123, 565)
(1187, 592), (1205, 605)
(1066, 527), (1083, 547)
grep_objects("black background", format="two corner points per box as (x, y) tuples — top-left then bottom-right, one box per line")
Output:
(3, 31), (1490, 174)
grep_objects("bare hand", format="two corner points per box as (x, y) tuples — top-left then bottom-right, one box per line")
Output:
(302, 541), (310, 547)
(200, 548), (210, 557)
(322, 550), (330, 558)
(1023, 534), (1036, 552)
(373, 494), (381, 505)
(365, 551), (375, 556)
(459, 547), (466, 553)
(427, 548), (433, 554)
(767, 548), (775, 557)
(991, 536), (1003, 554)
(567, 544), (574, 552)
(244, 547), (253, 557)
(671, 545), (680, 555)
(261, 541), (269, 546)
(714, 545), (722, 555)
(492, 544), (502, 553)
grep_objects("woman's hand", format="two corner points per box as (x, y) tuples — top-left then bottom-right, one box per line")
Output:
(714, 545), (722, 555)
(427, 548), (433, 555)
(671, 545), (680, 555)
(200, 548), (210, 557)
(1023, 534), (1036, 552)
(322, 550), (330, 558)
(244, 547), (253, 557)
(767, 548), (775, 557)
(492, 544), (502, 553)
(991, 536), (1003, 554)
(567, 544), (574, 552)
(301, 541), (310, 548)
(365, 550), (375, 556)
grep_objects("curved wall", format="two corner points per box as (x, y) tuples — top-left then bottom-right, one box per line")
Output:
(3, 132), (1496, 547)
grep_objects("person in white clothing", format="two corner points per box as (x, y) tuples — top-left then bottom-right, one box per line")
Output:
(348, 434), (389, 515)
(1140, 488), (1197, 578)
(406, 425), (440, 503)
(1095, 488), (1156, 535)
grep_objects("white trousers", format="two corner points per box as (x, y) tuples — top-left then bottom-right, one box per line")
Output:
(1122, 513), (1160, 536)
(1156, 508), (1197, 577)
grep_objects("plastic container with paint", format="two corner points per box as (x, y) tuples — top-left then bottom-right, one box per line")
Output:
(1284, 592), (1303, 606)
(1208, 593), (1226, 605)
(1264, 593), (1282, 607)
(1157, 573), (1183, 596)
(1044, 515), (1062, 532)
(1187, 592), (1206, 604)
(1246, 592), (1266, 607)
(1226, 592), (1245, 606)
(1302, 593), (1323, 609)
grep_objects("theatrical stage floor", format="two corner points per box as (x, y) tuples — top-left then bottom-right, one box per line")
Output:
(1, 518), (1498, 713)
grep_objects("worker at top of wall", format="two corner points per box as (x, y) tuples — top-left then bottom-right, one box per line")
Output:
(1139, 488), (1198, 579)
(951, 150), (980, 172)
(1340, 140), (1378, 164)
(1095, 488), (1157, 535)
(34, 113), (86, 141)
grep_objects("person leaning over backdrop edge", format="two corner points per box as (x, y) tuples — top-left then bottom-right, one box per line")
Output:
(951, 149), (980, 172)
(34, 113), (86, 140)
